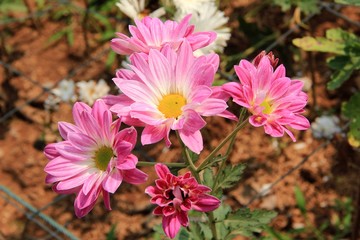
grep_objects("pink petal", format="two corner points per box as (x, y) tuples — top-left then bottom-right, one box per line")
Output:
(141, 124), (171, 146)
(115, 127), (137, 147)
(116, 154), (138, 170)
(155, 163), (171, 179)
(102, 190), (112, 210)
(102, 169), (123, 193)
(122, 168), (148, 184)
(162, 215), (181, 239)
(114, 141), (133, 160)
(67, 132), (96, 152)
(179, 130), (203, 154)
(58, 122), (80, 140)
(192, 194), (220, 212)
(289, 115), (310, 130)
(44, 143), (60, 160)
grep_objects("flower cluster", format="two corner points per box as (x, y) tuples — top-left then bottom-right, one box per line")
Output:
(45, 79), (110, 110)
(44, 14), (309, 239)
(145, 164), (220, 238)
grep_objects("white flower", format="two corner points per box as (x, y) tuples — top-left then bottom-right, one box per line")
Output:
(51, 79), (76, 103)
(116, 0), (165, 20)
(44, 95), (61, 111)
(76, 79), (110, 105)
(173, 0), (215, 12)
(174, 2), (231, 55)
(311, 115), (342, 139)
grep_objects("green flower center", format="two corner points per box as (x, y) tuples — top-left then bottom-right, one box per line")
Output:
(260, 100), (272, 114)
(94, 146), (114, 171)
(158, 94), (187, 118)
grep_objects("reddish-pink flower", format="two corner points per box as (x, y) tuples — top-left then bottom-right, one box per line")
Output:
(145, 164), (220, 239)
(223, 52), (310, 141)
(44, 100), (147, 218)
(105, 40), (236, 154)
(111, 14), (216, 55)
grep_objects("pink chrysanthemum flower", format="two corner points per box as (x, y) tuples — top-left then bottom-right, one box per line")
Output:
(223, 52), (310, 141)
(145, 164), (220, 239)
(44, 100), (147, 218)
(105, 40), (236, 154)
(111, 14), (216, 55)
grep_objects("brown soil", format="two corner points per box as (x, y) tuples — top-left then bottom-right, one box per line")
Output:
(1, 1), (359, 240)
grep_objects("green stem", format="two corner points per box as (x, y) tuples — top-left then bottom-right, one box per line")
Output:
(175, 131), (201, 182)
(212, 108), (248, 191)
(208, 211), (218, 240)
(137, 161), (186, 168)
(197, 117), (249, 172)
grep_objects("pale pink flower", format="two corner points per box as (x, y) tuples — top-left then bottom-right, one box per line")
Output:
(223, 52), (310, 141)
(145, 164), (220, 239)
(111, 14), (216, 56)
(44, 100), (147, 218)
(105, 41), (236, 153)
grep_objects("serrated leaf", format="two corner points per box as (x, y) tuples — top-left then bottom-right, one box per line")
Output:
(202, 167), (214, 188)
(188, 223), (204, 240)
(327, 58), (360, 90)
(326, 28), (358, 43)
(198, 222), (212, 239)
(342, 92), (360, 144)
(213, 203), (232, 221)
(292, 37), (345, 55)
(216, 164), (246, 190)
(327, 56), (350, 70)
(224, 208), (277, 237)
(272, 0), (292, 11)
(294, 186), (306, 215)
(298, 0), (320, 15)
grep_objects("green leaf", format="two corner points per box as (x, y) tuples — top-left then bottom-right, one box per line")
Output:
(188, 222), (212, 240)
(292, 37), (345, 55)
(105, 51), (116, 69)
(202, 167), (214, 188)
(188, 223), (204, 240)
(294, 186), (307, 216)
(342, 92), (360, 143)
(335, 0), (360, 6)
(47, 29), (68, 45)
(297, 0), (320, 15)
(326, 28), (358, 43)
(215, 163), (246, 190)
(66, 28), (74, 46)
(326, 56), (350, 70)
(272, 0), (292, 11)
(327, 62), (356, 90)
(106, 225), (117, 240)
(224, 208), (277, 237)
(213, 203), (232, 221)
(198, 222), (213, 239)
(264, 226), (292, 240)
(199, 155), (227, 171)
(0, 0), (27, 13)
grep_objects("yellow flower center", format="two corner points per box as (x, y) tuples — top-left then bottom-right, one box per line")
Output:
(94, 146), (114, 171)
(158, 94), (186, 118)
(260, 100), (272, 114)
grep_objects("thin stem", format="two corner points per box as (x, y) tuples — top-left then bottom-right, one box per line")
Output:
(212, 108), (247, 191)
(197, 117), (249, 172)
(137, 161), (186, 168)
(175, 131), (201, 182)
(207, 211), (218, 240)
